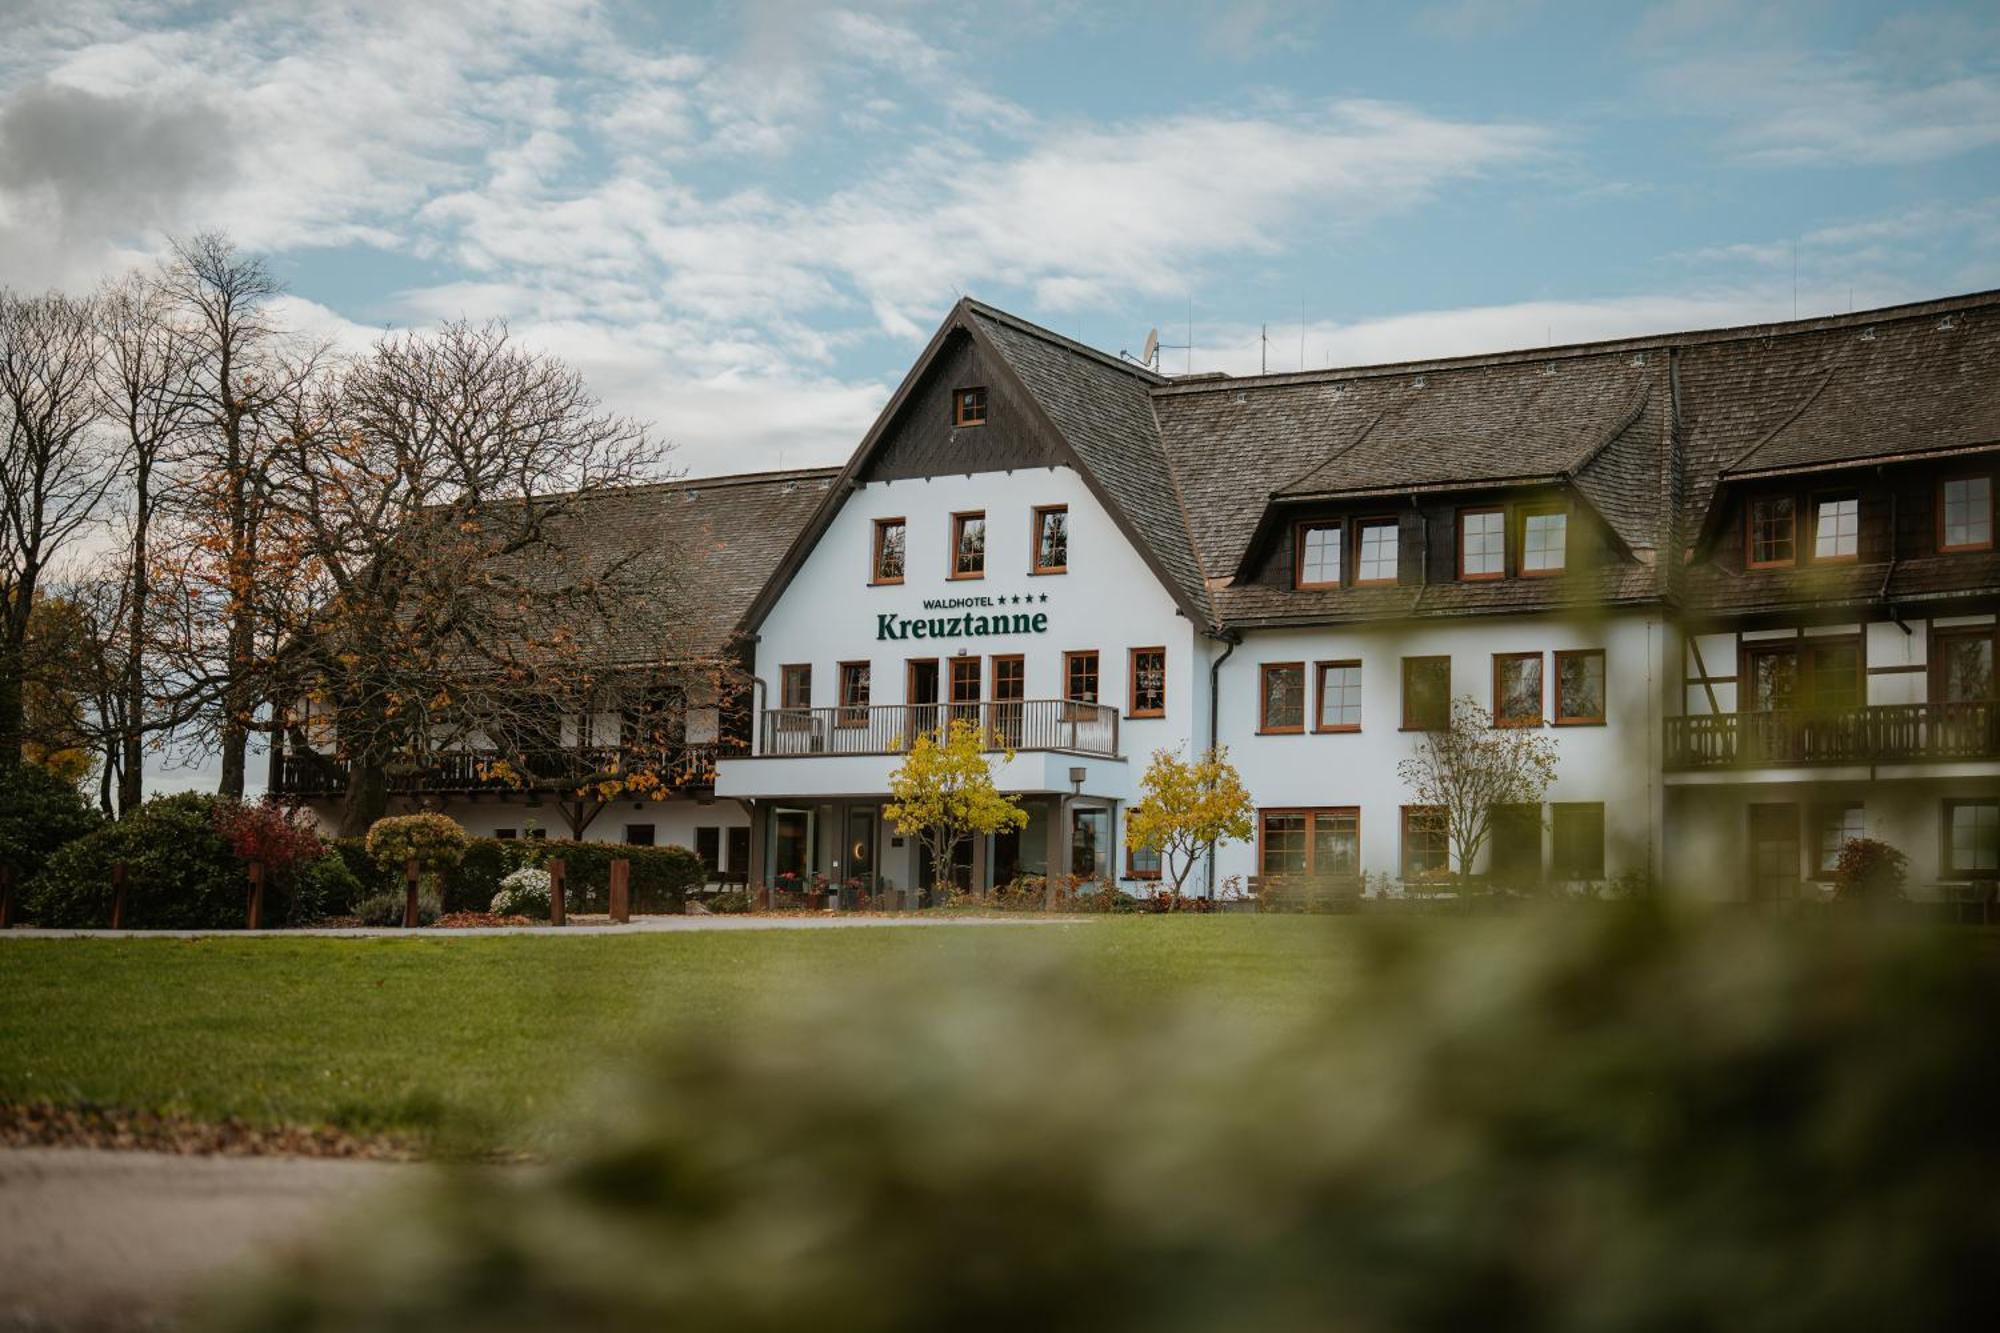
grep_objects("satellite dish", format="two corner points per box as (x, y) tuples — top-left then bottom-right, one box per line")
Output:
(1142, 328), (1159, 368)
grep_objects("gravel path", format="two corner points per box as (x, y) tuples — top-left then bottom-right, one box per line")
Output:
(1, 914), (1087, 940)
(0, 1147), (414, 1331)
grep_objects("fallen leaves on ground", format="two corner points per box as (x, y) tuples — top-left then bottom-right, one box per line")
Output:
(0, 1102), (416, 1159)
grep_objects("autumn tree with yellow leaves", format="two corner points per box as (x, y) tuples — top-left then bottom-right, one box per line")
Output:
(884, 718), (1028, 898)
(1124, 745), (1255, 906)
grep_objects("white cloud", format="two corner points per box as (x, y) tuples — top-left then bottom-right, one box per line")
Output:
(1192, 287), (1914, 377)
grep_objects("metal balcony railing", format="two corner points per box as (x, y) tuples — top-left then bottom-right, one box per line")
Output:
(758, 698), (1119, 759)
(1665, 701), (2000, 770)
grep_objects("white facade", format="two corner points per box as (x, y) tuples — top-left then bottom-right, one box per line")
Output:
(717, 465), (1679, 898)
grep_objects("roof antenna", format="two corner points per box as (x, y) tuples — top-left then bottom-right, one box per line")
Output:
(1299, 297), (1306, 372)
(1187, 295), (1193, 373)
(1791, 239), (1798, 319)
(1260, 323), (1268, 374)
(1120, 328), (1162, 371)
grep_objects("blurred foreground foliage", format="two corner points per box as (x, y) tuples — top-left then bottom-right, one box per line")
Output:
(215, 908), (2000, 1332)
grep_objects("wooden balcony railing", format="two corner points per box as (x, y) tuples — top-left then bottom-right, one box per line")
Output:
(269, 744), (729, 797)
(1665, 701), (2000, 770)
(758, 699), (1119, 759)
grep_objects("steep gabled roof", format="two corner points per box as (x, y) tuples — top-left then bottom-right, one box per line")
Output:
(739, 299), (1217, 635)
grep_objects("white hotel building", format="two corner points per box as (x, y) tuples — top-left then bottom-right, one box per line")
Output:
(281, 294), (2000, 903)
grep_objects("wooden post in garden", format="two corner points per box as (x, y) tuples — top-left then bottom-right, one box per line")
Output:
(609, 858), (630, 923)
(0, 865), (14, 929)
(548, 859), (566, 927)
(403, 858), (420, 929)
(110, 862), (129, 929)
(246, 861), (265, 931)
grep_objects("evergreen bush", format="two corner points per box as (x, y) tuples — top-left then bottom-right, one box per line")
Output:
(0, 763), (102, 885)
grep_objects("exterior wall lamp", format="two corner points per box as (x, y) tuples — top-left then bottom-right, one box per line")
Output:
(1068, 765), (1086, 795)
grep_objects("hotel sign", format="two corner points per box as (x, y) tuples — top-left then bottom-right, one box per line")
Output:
(876, 592), (1051, 642)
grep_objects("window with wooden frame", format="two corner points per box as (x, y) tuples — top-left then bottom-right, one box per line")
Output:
(1519, 507), (1567, 575)
(1063, 650), (1100, 706)
(1402, 655), (1451, 730)
(779, 663), (812, 709)
(950, 511), (985, 579)
(1747, 495), (1797, 568)
(1814, 802), (1865, 876)
(1127, 844), (1162, 880)
(1259, 662), (1306, 734)
(836, 661), (870, 727)
(1493, 652), (1544, 726)
(1258, 808), (1359, 880)
(1458, 508), (1505, 580)
(1810, 493), (1860, 562)
(953, 386), (987, 427)
(871, 517), (906, 584)
(1128, 647), (1166, 717)
(1488, 803), (1542, 882)
(1944, 799), (1999, 878)
(1354, 518), (1400, 584)
(1400, 806), (1449, 881)
(1801, 637), (1863, 711)
(1554, 649), (1607, 725)
(1931, 625), (1997, 703)
(1295, 521), (1342, 588)
(1551, 803), (1605, 880)
(945, 655), (982, 729)
(1032, 505), (1069, 574)
(1314, 660), (1362, 732)
(989, 653), (1025, 745)
(1939, 475), (1995, 552)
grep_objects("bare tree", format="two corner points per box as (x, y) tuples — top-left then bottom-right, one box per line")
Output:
(155, 233), (285, 799)
(0, 289), (114, 770)
(260, 321), (683, 834)
(94, 271), (200, 813)
(1396, 694), (1559, 886)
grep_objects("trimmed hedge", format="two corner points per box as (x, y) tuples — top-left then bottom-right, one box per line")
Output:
(333, 835), (706, 915)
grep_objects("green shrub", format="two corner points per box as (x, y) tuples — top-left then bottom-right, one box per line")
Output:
(329, 838), (394, 898)
(216, 907), (2000, 1331)
(706, 888), (752, 914)
(507, 839), (703, 913)
(354, 889), (441, 928)
(490, 867), (552, 917)
(443, 836), (515, 912)
(298, 853), (366, 921)
(21, 793), (293, 929)
(0, 763), (102, 884)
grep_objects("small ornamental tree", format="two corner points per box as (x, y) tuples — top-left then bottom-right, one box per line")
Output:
(1832, 838), (1909, 903)
(365, 812), (469, 892)
(213, 801), (324, 875)
(1396, 694), (1559, 887)
(1125, 746), (1254, 907)
(884, 718), (1026, 897)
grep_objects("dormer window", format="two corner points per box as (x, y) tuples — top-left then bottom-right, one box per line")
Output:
(954, 386), (987, 427)
(1747, 496), (1797, 568)
(1458, 509), (1505, 580)
(1520, 508), (1567, 575)
(1811, 495), (1859, 562)
(1295, 522), (1342, 588)
(1940, 475), (1994, 552)
(1355, 519), (1399, 584)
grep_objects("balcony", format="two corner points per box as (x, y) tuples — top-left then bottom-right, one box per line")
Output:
(269, 744), (729, 797)
(758, 699), (1120, 760)
(1665, 701), (2000, 771)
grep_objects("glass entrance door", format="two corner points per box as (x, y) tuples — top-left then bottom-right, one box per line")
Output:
(1748, 804), (1800, 904)
(844, 806), (877, 900)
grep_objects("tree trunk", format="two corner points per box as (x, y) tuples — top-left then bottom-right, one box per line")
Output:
(339, 760), (389, 837)
(0, 640), (26, 772)
(118, 472), (150, 817)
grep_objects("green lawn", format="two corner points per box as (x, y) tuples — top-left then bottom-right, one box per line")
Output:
(0, 918), (1368, 1149)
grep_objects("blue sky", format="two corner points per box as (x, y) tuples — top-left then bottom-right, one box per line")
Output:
(3, 0), (1998, 483)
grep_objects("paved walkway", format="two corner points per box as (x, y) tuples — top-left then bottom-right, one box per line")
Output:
(2, 914), (1086, 940)
(0, 1147), (415, 1330)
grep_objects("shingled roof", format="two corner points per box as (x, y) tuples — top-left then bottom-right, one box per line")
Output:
(725, 290), (2000, 639)
(567, 466), (837, 663)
